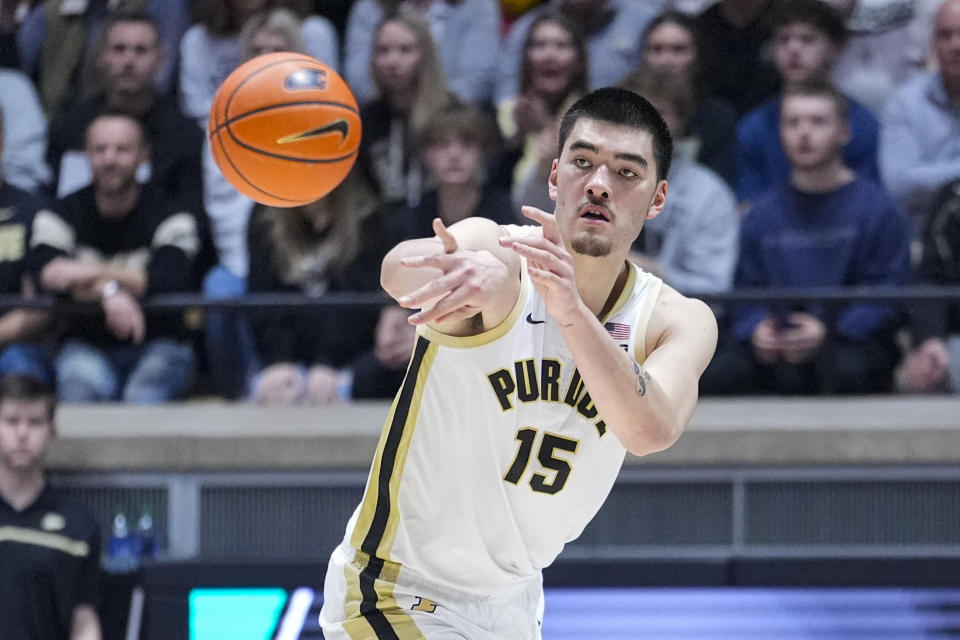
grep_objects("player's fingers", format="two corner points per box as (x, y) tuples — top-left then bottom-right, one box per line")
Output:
(397, 271), (465, 308)
(433, 218), (458, 254)
(506, 242), (569, 274)
(521, 206), (562, 244)
(499, 234), (569, 263)
(409, 286), (476, 324)
(400, 252), (459, 270)
(526, 264), (566, 286)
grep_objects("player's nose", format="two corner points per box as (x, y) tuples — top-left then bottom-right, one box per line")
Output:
(585, 165), (611, 200)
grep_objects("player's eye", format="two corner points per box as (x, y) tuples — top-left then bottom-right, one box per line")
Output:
(573, 157), (590, 168)
(619, 167), (638, 178)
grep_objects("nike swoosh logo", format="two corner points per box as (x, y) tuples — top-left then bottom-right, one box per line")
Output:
(525, 313), (545, 325)
(276, 119), (349, 145)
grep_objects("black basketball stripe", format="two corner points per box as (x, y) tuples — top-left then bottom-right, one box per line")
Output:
(208, 100), (359, 137)
(210, 128), (305, 204)
(221, 129), (360, 165)
(358, 556), (401, 640)
(360, 335), (431, 556)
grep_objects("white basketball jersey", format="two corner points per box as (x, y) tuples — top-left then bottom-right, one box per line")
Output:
(342, 259), (663, 595)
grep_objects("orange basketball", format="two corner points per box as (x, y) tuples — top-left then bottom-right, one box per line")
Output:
(208, 52), (362, 207)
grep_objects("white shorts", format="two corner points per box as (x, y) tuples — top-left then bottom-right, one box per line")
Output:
(319, 544), (544, 640)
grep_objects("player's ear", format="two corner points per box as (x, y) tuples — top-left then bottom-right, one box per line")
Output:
(645, 179), (668, 220)
(547, 159), (559, 201)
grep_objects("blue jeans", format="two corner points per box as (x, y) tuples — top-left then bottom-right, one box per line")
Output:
(56, 339), (195, 403)
(0, 343), (53, 384)
(203, 265), (259, 399)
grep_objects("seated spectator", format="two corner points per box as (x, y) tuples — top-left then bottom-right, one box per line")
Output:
(272, 0), (341, 70)
(640, 10), (737, 186)
(896, 178), (960, 393)
(0, 67), (49, 193)
(880, 0), (960, 230)
(827, 0), (940, 113)
(0, 107), (52, 383)
(201, 6), (318, 400)
(345, 0), (499, 106)
(246, 171), (395, 405)
(28, 113), (199, 403)
(694, 0), (780, 115)
(735, 0), (880, 207)
(495, 0), (657, 106)
(621, 65), (738, 294)
(17, 0), (190, 117)
(179, 0), (338, 125)
(357, 11), (453, 208)
(394, 101), (513, 239)
(499, 13), (587, 212)
(701, 80), (911, 395)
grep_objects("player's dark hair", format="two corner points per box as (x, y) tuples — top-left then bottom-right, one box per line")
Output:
(558, 87), (673, 182)
(770, 0), (848, 46)
(0, 374), (56, 421)
(781, 77), (850, 123)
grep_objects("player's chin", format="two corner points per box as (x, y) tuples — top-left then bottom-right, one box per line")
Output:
(569, 232), (613, 258)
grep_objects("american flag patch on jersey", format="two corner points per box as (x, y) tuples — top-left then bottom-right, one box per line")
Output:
(604, 322), (631, 340)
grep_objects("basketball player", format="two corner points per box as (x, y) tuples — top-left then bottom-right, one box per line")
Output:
(320, 87), (718, 639)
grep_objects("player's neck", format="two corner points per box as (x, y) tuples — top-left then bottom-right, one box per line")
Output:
(791, 160), (854, 194)
(574, 255), (629, 318)
(436, 182), (480, 225)
(0, 464), (45, 512)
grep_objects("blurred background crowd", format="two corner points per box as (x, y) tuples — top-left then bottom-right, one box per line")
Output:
(0, 0), (956, 403)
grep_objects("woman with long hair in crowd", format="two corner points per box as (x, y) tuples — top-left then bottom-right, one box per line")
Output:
(246, 170), (398, 405)
(499, 12), (587, 213)
(640, 10), (738, 187)
(357, 10), (452, 208)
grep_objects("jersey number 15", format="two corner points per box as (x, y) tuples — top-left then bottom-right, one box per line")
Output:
(503, 428), (580, 494)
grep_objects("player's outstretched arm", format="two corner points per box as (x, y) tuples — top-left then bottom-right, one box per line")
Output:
(381, 217), (523, 335)
(503, 206), (717, 456)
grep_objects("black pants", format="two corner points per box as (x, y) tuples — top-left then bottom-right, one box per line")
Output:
(700, 336), (901, 395)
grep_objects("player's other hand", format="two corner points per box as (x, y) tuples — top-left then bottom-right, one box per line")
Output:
(398, 218), (510, 326)
(500, 206), (582, 326)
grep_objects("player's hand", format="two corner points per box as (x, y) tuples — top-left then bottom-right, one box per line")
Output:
(778, 312), (826, 364)
(102, 290), (145, 344)
(398, 218), (510, 325)
(254, 363), (306, 404)
(896, 337), (949, 393)
(500, 206), (582, 326)
(750, 317), (781, 365)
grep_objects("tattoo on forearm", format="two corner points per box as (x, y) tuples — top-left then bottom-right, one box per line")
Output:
(633, 362), (651, 397)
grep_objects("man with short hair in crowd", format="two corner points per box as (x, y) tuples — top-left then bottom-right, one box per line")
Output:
(735, 0), (880, 207)
(702, 80), (910, 395)
(0, 373), (102, 640)
(29, 112), (199, 403)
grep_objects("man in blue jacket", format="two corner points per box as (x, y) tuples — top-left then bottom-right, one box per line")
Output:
(702, 79), (910, 395)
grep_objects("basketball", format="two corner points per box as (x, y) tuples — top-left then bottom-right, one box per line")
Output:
(208, 52), (362, 207)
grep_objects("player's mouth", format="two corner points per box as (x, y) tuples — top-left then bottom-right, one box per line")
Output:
(578, 203), (611, 223)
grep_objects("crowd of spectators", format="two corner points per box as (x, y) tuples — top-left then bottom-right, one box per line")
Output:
(0, 0), (954, 402)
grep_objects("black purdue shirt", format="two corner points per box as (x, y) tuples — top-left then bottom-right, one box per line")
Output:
(0, 486), (100, 640)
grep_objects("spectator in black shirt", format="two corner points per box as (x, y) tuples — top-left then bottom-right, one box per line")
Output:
(44, 12), (210, 283)
(0, 373), (101, 640)
(29, 113), (199, 403)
